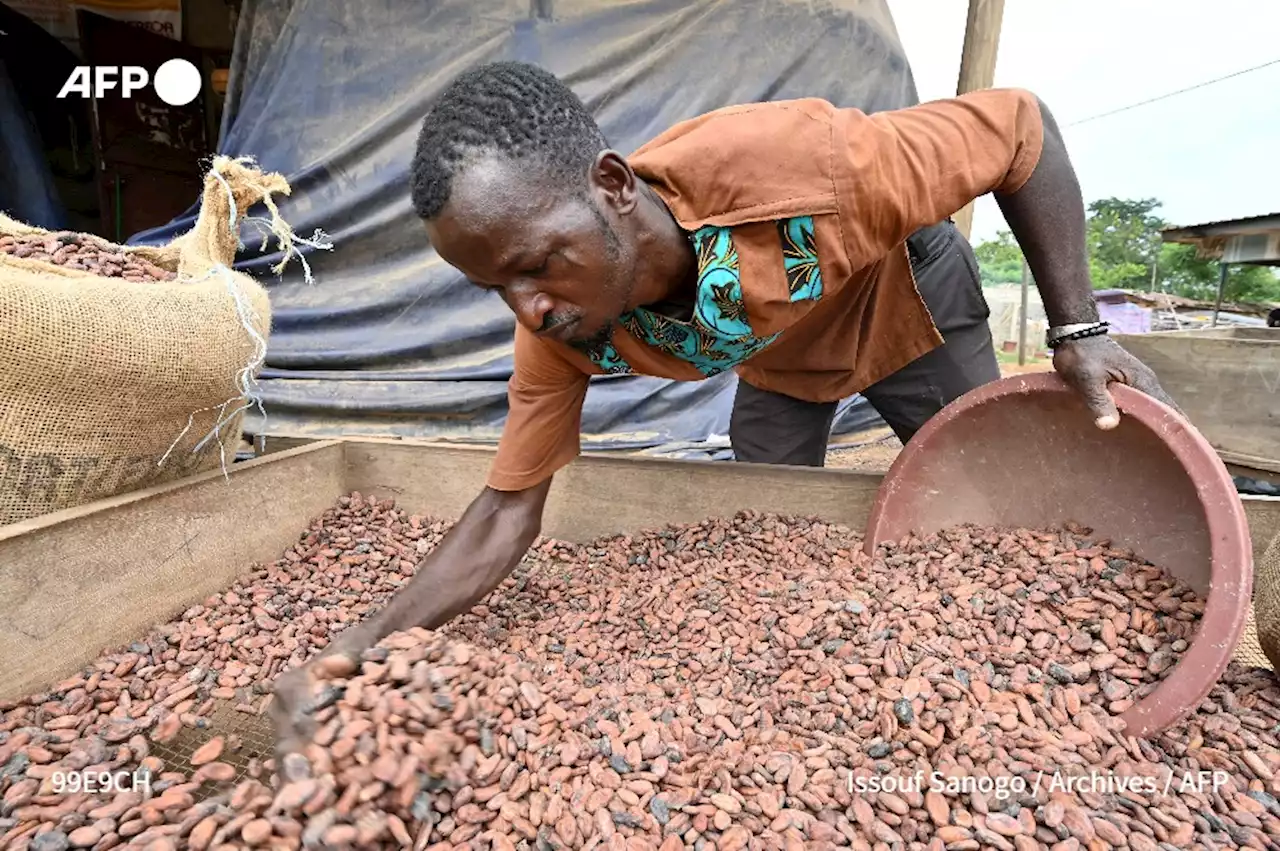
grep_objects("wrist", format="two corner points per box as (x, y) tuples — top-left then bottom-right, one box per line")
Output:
(1047, 312), (1100, 328)
(1044, 301), (1100, 327)
(1038, 275), (1100, 328)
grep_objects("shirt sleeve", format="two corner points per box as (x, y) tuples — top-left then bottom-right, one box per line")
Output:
(486, 324), (590, 491)
(832, 87), (1045, 268)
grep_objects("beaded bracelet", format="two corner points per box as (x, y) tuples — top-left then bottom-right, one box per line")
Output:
(1046, 321), (1110, 349)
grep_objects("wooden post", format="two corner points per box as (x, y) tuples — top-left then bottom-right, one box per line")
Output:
(1213, 262), (1228, 327)
(1018, 258), (1030, 365)
(952, 0), (1006, 241)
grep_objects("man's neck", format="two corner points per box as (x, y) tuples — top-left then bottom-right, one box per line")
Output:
(630, 181), (698, 316)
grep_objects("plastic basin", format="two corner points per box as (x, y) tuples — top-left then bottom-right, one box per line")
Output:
(862, 372), (1253, 738)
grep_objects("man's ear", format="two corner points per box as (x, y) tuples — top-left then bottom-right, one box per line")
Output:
(589, 150), (638, 216)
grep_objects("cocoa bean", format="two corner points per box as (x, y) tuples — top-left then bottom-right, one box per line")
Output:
(1, 233), (176, 281)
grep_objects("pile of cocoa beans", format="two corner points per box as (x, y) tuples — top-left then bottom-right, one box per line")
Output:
(1, 493), (1279, 851)
(0, 233), (175, 282)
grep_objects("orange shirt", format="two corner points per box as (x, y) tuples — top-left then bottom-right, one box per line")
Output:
(486, 88), (1045, 491)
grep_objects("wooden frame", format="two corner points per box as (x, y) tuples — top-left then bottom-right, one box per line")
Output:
(1, 439), (1276, 700)
(1113, 329), (1280, 474)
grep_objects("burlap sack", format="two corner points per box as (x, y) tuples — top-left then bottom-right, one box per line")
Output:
(1234, 605), (1273, 671)
(0, 156), (308, 527)
(1250, 530), (1280, 670)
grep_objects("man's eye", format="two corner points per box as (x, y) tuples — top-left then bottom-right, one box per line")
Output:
(524, 260), (549, 276)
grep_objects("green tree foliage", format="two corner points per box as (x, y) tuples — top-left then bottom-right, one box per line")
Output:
(1085, 198), (1164, 291)
(972, 197), (1280, 304)
(971, 231), (1024, 286)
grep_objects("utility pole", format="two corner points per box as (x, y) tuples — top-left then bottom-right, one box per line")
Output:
(952, 0), (1006, 242)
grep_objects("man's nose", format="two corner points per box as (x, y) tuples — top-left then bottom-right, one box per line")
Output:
(506, 285), (554, 332)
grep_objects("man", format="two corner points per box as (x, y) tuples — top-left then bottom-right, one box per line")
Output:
(271, 61), (1174, 749)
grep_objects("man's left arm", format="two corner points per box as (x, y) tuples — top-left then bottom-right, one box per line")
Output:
(994, 96), (1176, 428)
(833, 89), (1177, 428)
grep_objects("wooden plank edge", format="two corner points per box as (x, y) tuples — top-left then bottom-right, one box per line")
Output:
(1222, 451), (1280, 477)
(0, 441), (348, 700)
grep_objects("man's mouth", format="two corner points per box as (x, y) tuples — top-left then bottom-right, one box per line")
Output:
(538, 316), (579, 341)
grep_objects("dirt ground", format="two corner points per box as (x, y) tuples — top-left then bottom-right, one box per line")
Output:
(999, 357), (1055, 375)
(822, 359), (1054, 472)
(824, 427), (903, 473)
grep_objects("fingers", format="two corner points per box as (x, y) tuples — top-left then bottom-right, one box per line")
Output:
(1097, 341), (1184, 415)
(279, 751), (314, 783)
(1126, 368), (1184, 416)
(274, 731), (312, 763)
(1079, 373), (1120, 430)
(268, 669), (318, 760)
(1052, 341), (1120, 429)
(1055, 338), (1190, 428)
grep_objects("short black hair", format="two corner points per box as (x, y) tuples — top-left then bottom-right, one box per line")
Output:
(410, 61), (608, 220)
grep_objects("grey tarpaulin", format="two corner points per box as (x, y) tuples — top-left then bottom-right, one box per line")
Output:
(128, 0), (921, 460)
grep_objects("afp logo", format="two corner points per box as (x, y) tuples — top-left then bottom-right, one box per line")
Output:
(57, 58), (202, 106)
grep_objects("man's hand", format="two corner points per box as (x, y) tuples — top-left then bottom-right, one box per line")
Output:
(1052, 335), (1180, 429)
(270, 623), (375, 761)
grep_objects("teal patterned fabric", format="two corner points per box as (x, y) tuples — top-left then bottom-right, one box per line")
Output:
(570, 336), (631, 375)
(570, 216), (823, 377)
(779, 218), (823, 302)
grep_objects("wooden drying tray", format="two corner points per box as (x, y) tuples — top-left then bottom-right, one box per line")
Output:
(0, 439), (1277, 702)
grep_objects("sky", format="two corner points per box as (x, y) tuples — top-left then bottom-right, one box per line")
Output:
(884, 0), (1280, 246)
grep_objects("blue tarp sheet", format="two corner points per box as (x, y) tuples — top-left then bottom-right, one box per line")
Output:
(129, 0), (921, 460)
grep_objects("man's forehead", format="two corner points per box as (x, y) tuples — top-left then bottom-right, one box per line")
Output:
(444, 153), (556, 228)
(427, 162), (564, 274)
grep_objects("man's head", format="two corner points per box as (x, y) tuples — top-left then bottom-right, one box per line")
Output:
(411, 61), (652, 346)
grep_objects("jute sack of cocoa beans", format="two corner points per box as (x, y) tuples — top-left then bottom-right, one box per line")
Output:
(1250, 530), (1280, 670)
(0, 156), (325, 527)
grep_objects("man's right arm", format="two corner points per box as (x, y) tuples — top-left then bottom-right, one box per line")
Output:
(326, 479), (551, 656)
(330, 321), (588, 653)
(271, 325), (590, 756)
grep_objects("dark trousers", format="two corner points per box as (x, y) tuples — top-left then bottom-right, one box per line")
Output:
(729, 220), (1000, 466)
